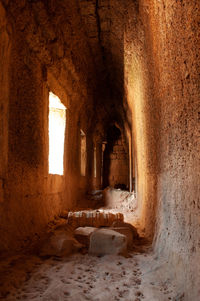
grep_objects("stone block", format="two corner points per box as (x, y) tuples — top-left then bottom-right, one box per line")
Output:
(89, 228), (127, 256)
(40, 230), (82, 257)
(109, 227), (133, 248)
(111, 221), (139, 239)
(74, 227), (97, 247)
(67, 210), (124, 228)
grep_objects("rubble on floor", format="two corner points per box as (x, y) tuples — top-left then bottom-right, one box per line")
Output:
(103, 187), (137, 211)
(39, 210), (140, 258)
(39, 229), (83, 257)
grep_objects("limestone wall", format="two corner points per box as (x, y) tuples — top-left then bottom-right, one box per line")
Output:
(143, 2), (200, 299)
(124, 1), (200, 298)
(0, 1), (98, 252)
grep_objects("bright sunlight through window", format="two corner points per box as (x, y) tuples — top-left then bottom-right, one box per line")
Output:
(49, 92), (66, 175)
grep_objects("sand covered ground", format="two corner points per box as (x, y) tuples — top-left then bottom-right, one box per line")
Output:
(0, 248), (176, 301)
(0, 190), (178, 300)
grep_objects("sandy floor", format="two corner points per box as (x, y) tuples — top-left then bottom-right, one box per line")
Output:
(0, 190), (177, 300)
(0, 249), (176, 301)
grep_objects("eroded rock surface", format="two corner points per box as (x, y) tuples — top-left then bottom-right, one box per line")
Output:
(74, 226), (97, 247)
(109, 227), (133, 249)
(40, 230), (82, 257)
(89, 228), (127, 256)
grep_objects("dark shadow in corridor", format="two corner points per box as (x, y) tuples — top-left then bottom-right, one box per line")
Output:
(103, 125), (121, 188)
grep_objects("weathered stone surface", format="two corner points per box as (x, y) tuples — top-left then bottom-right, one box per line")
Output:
(109, 227), (133, 248)
(103, 187), (137, 211)
(89, 228), (127, 256)
(111, 220), (139, 239)
(40, 231), (82, 257)
(74, 227), (97, 247)
(68, 210), (124, 228)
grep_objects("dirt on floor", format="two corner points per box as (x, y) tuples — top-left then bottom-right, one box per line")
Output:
(0, 193), (178, 301)
(0, 244), (177, 301)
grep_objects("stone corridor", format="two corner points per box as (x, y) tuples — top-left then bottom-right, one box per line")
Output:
(0, 0), (199, 300)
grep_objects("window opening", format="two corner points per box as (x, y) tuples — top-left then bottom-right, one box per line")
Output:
(48, 92), (66, 175)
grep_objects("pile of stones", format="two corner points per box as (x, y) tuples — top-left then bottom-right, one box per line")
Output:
(40, 210), (138, 257)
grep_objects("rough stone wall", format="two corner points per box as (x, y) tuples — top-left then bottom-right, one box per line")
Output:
(0, 2), (10, 203)
(124, 0), (158, 239)
(142, 2), (200, 299)
(0, 0), (98, 252)
(125, 0), (200, 298)
(0, 2), (200, 298)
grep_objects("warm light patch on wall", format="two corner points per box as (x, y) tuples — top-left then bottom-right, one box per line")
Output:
(80, 129), (86, 176)
(49, 92), (66, 175)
